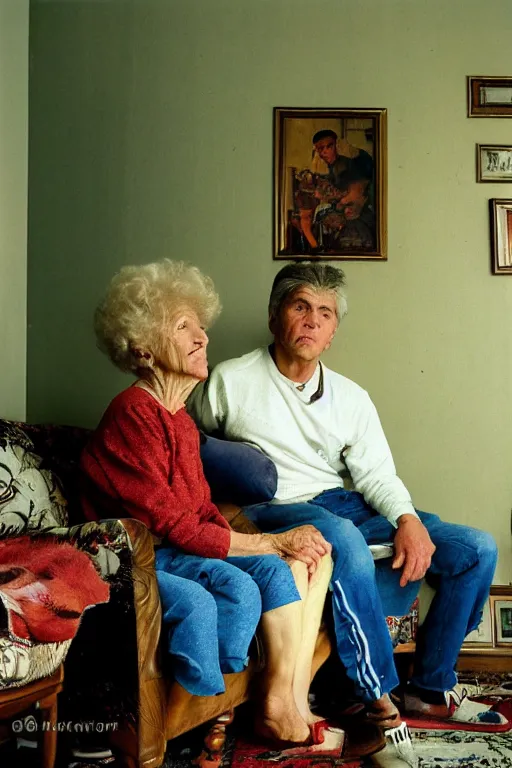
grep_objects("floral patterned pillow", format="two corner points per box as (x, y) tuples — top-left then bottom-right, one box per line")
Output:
(0, 421), (68, 536)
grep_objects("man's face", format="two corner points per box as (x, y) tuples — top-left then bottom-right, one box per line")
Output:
(271, 287), (338, 363)
(338, 181), (368, 220)
(314, 137), (337, 166)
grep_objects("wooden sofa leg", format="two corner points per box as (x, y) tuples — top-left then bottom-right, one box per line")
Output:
(192, 710), (234, 768)
(38, 691), (59, 768)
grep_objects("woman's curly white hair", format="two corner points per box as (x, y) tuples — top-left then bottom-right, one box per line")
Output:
(94, 259), (221, 373)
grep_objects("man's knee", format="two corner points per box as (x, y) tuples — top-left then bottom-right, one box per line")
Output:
(472, 529), (498, 562)
(307, 507), (359, 540)
(429, 524), (498, 577)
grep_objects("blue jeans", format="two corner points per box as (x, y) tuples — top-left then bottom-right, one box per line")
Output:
(155, 547), (300, 696)
(245, 489), (497, 702)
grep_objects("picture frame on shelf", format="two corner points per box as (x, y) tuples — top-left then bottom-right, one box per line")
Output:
(468, 76), (512, 118)
(461, 586), (512, 653)
(273, 107), (387, 261)
(462, 598), (493, 649)
(477, 145), (512, 182)
(491, 588), (512, 647)
(490, 198), (512, 274)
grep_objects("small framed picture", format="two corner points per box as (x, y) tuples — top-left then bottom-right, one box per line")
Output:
(477, 145), (512, 182)
(462, 586), (512, 652)
(490, 199), (512, 274)
(462, 599), (493, 648)
(468, 76), (512, 117)
(273, 107), (387, 261)
(491, 588), (512, 646)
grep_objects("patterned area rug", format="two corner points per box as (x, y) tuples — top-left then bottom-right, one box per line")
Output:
(5, 724), (510, 767)
(159, 726), (512, 768)
(409, 728), (512, 767)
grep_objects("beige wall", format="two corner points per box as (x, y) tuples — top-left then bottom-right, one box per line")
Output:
(29, 0), (512, 581)
(0, 0), (28, 420)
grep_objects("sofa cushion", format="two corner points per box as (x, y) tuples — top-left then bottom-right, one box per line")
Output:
(15, 422), (91, 526)
(199, 433), (278, 506)
(0, 421), (68, 535)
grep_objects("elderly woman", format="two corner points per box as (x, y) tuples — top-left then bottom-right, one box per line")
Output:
(80, 259), (340, 748)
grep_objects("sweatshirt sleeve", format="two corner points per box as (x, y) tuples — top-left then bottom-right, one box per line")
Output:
(81, 401), (231, 559)
(187, 367), (229, 434)
(343, 392), (418, 528)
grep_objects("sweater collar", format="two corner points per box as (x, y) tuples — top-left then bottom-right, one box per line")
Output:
(265, 346), (323, 404)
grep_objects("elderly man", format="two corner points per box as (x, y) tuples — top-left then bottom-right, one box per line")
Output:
(188, 262), (502, 728)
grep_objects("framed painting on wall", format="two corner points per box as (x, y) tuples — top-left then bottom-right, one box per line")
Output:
(477, 145), (512, 182)
(490, 198), (512, 274)
(273, 107), (387, 261)
(468, 76), (512, 117)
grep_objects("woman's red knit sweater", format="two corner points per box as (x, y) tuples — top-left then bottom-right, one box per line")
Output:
(80, 387), (231, 559)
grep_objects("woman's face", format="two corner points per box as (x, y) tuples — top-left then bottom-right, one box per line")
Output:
(164, 309), (209, 380)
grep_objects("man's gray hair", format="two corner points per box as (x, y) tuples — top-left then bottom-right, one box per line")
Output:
(94, 259), (221, 374)
(268, 262), (348, 324)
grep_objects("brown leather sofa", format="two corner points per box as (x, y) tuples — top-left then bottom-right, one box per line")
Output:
(1, 419), (333, 768)
(2, 420), (415, 768)
(112, 506), (333, 768)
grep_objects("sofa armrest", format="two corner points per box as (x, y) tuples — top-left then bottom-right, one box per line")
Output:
(117, 519), (164, 683)
(216, 503), (260, 535)
(115, 518), (167, 768)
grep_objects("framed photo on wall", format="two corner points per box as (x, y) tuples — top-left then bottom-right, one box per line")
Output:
(490, 199), (512, 274)
(491, 588), (512, 646)
(477, 145), (512, 182)
(468, 76), (512, 118)
(273, 107), (387, 261)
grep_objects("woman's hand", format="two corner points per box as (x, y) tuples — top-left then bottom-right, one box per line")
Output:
(270, 526), (331, 576)
(227, 526), (331, 574)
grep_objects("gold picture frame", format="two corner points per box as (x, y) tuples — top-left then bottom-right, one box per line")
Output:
(490, 199), (512, 274)
(273, 107), (387, 261)
(468, 76), (512, 118)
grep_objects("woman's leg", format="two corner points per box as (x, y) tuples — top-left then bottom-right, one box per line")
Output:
(155, 570), (225, 696)
(288, 557), (347, 753)
(245, 501), (403, 727)
(245, 503), (400, 703)
(227, 554), (310, 743)
(156, 548), (262, 676)
(289, 555), (333, 725)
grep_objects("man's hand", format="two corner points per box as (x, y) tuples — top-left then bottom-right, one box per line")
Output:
(271, 525), (331, 576)
(392, 515), (435, 587)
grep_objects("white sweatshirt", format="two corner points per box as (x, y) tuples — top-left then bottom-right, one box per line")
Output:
(188, 347), (418, 528)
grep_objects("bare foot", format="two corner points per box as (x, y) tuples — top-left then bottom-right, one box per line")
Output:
(305, 712), (325, 725)
(256, 694), (310, 743)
